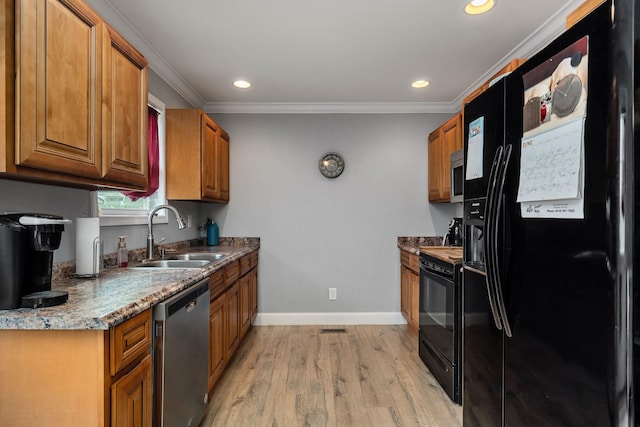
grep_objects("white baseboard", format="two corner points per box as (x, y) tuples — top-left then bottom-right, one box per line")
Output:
(253, 312), (407, 326)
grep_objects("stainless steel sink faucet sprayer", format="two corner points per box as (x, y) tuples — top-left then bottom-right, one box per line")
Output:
(147, 204), (187, 259)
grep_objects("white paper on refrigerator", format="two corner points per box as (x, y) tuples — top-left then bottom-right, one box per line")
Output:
(466, 117), (484, 180)
(516, 117), (584, 203)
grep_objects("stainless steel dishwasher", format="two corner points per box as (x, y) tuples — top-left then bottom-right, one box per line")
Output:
(154, 279), (210, 427)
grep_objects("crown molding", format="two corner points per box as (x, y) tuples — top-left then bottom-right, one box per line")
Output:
(453, 0), (584, 107)
(87, 0), (205, 109)
(90, 0), (585, 114)
(202, 101), (459, 114)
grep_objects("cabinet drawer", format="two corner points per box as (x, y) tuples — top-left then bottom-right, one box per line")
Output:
(250, 252), (258, 269)
(400, 250), (419, 274)
(209, 269), (225, 300)
(225, 260), (239, 284)
(240, 254), (251, 277)
(110, 309), (152, 375)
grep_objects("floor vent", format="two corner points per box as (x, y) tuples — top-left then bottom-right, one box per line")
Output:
(320, 328), (347, 333)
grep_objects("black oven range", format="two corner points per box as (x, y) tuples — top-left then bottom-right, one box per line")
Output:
(418, 247), (462, 404)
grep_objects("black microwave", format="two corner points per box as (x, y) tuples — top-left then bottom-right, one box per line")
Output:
(450, 149), (464, 203)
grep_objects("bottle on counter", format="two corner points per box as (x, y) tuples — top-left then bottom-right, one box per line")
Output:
(206, 218), (219, 246)
(117, 236), (128, 267)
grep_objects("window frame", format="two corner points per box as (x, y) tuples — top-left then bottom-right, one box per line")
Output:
(90, 93), (168, 227)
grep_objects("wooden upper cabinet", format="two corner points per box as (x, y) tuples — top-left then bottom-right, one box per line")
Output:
(428, 113), (461, 203)
(566, 0), (605, 29)
(166, 109), (230, 203)
(201, 115), (220, 199)
(427, 129), (443, 202)
(101, 25), (148, 189)
(15, 0), (103, 179)
(4, 0), (148, 190)
(218, 129), (230, 202)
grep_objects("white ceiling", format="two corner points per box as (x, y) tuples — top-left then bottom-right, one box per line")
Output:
(92, 0), (584, 113)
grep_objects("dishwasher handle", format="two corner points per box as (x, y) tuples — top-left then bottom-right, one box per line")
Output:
(154, 278), (210, 320)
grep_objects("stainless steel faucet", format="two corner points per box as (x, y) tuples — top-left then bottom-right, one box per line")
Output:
(147, 204), (186, 259)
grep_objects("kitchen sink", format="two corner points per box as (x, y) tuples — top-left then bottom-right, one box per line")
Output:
(164, 253), (228, 261)
(131, 259), (212, 269)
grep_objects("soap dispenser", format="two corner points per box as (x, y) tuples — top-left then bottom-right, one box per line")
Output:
(206, 218), (219, 246)
(117, 236), (128, 267)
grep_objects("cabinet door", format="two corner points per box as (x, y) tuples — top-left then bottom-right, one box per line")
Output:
(201, 115), (220, 199)
(225, 281), (240, 361)
(409, 271), (420, 331)
(16, 0), (103, 178)
(217, 130), (230, 202)
(428, 113), (462, 203)
(111, 354), (152, 427)
(250, 267), (258, 323)
(209, 293), (226, 390)
(440, 114), (462, 201)
(239, 273), (251, 339)
(400, 265), (410, 322)
(102, 25), (148, 189)
(428, 129), (444, 202)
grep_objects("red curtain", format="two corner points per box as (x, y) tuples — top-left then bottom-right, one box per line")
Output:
(124, 106), (160, 201)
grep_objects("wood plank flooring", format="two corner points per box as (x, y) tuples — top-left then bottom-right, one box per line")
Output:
(199, 325), (462, 427)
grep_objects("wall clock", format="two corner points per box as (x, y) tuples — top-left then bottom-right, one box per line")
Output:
(319, 152), (345, 179)
(552, 73), (582, 117)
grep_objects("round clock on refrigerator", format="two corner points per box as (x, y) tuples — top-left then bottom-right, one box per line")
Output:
(552, 73), (582, 118)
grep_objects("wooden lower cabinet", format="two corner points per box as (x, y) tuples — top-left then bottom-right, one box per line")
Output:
(400, 265), (410, 320)
(409, 271), (419, 330)
(250, 266), (258, 323)
(400, 250), (420, 331)
(111, 354), (152, 427)
(225, 280), (240, 362)
(208, 252), (259, 392)
(0, 309), (153, 426)
(239, 272), (251, 339)
(208, 291), (226, 390)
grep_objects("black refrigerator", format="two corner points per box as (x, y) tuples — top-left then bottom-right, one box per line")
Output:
(462, 1), (636, 425)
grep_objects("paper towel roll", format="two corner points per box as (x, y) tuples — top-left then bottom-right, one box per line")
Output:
(76, 217), (101, 276)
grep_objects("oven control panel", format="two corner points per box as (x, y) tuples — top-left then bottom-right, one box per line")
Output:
(421, 259), (454, 276)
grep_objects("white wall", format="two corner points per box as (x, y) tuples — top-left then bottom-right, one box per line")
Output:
(203, 113), (458, 316)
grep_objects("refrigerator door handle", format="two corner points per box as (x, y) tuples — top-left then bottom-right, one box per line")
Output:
(484, 145), (504, 331)
(462, 263), (486, 276)
(491, 144), (513, 338)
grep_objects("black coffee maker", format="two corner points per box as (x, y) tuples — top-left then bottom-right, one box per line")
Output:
(444, 217), (463, 246)
(0, 213), (71, 309)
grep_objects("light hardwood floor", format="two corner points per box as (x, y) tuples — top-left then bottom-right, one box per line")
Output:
(200, 325), (462, 427)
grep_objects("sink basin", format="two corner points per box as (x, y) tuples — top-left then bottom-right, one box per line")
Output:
(132, 259), (212, 269)
(164, 253), (228, 261)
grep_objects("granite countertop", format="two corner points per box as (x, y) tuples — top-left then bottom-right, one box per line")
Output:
(0, 241), (259, 331)
(397, 236), (443, 255)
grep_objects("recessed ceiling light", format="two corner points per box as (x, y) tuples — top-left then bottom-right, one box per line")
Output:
(411, 80), (430, 89)
(465, 0), (495, 15)
(233, 80), (252, 89)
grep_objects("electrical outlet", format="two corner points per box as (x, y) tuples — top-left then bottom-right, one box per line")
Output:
(329, 288), (337, 300)
(187, 215), (193, 228)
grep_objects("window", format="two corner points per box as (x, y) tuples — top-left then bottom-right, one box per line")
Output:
(91, 93), (167, 226)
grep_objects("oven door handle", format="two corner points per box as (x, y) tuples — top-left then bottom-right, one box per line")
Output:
(490, 144), (513, 337)
(483, 145), (504, 331)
